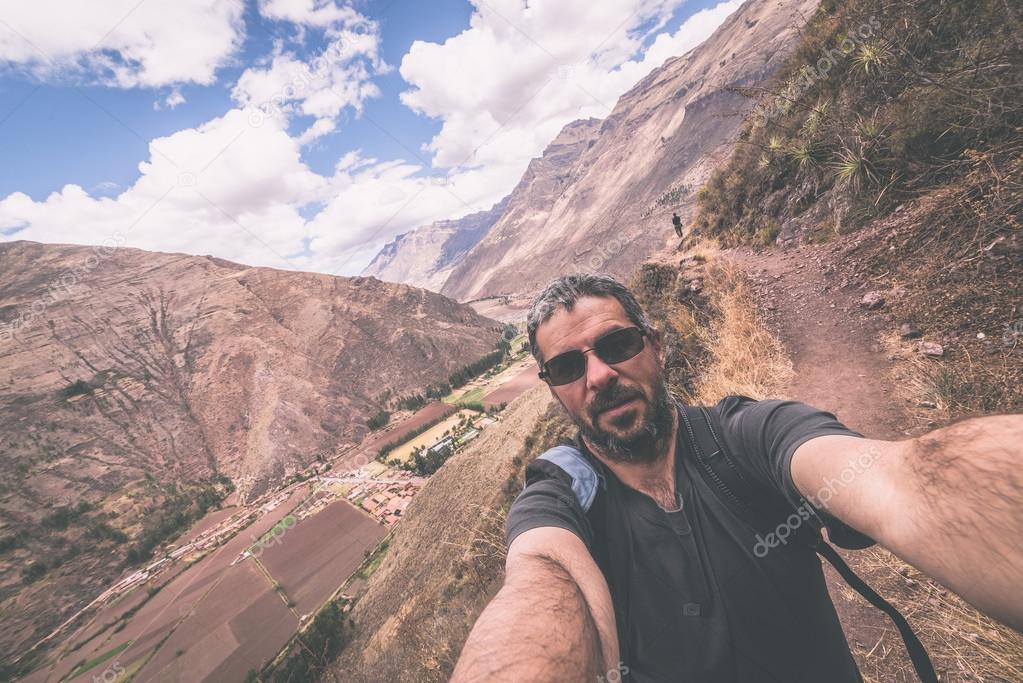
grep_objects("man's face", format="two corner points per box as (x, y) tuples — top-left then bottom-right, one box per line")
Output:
(535, 295), (673, 462)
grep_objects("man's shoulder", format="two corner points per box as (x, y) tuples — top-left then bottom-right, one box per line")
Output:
(699, 395), (817, 427)
(691, 394), (863, 468)
(508, 442), (597, 550)
(699, 394), (781, 411)
(687, 394), (767, 428)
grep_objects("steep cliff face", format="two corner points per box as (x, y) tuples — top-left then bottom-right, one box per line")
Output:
(439, 0), (819, 301)
(438, 118), (603, 300)
(0, 240), (500, 654)
(362, 197), (509, 292)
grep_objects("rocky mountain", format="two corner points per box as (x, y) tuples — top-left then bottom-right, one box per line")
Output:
(0, 240), (501, 656)
(362, 196), (509, 292)
(438, 0), (818, 301)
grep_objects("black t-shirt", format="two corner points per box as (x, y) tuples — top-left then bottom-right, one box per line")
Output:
(506, 397), (869, 683)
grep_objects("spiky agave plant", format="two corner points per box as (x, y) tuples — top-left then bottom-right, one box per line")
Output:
(768, 135), (785, 152)
(832, 141), (880, 193)
(800, 99), (831, 138)
(856, 111), (888, 143)
(852, 40), (892, 76)
(788, 141), (819, 171)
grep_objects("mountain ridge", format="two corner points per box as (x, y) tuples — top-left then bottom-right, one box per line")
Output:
(361, 196), (510, 291)
(0, 239), (501, 657)
(435, 0), (818, 301)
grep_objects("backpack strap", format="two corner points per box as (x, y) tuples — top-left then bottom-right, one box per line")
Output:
(814, 542), (938, 682)
(679, 403), (938, 683)
(677, 403), (803, 537)
(538, 445), (601, 512)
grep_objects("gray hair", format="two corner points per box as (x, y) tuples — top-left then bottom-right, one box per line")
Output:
(526, 273), (654, 365)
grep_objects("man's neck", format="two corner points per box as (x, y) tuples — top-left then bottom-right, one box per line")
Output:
(583, 411), (679, 510)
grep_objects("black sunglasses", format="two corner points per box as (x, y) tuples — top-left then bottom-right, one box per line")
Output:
(539, 326), (647, 386)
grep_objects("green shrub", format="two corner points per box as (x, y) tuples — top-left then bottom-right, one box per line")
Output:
(366, 409), (390, 431)
(59, 379), (93, 399)
(21, 559), (48, 583)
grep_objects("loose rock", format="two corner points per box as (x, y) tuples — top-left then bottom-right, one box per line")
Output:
(917, 341), (944, 357)
(899, 323), (922, 340)
(860, 291), (885, 310)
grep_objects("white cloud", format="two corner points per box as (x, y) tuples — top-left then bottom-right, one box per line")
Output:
(295, 117), (337, 145)
(399, 0), (740, 171)
(0, 0), (244, 87)
(154, 88), (187, 111)
(164, 89), (186, 109)
(231, 14), (388, 146)
(305, 152), (519, 272)
(0, 108), (497, 274)
(625, 0), (744, 73)
(257, 0), (363, 29)
(0, 0), (741, 277)
(231, 48), (381, 121)
(0, 109), (326, 270)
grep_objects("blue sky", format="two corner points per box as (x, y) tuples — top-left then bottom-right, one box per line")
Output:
(0, 0), (739, 275)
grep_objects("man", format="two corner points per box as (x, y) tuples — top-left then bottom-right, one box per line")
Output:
(452, 273), (1023, 682)
(672, 213), (683, 238)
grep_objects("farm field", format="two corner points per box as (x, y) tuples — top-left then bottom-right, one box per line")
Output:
(338, 401), (454, 469)
(23, 486), (384, 683)
(385, 410), (475, 464)
(259, 500), (387, 616)
(445, 356), (535, 405)
(482, 365), (543, 408)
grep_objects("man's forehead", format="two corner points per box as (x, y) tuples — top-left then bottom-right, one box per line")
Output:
(535, 295), (631, 354)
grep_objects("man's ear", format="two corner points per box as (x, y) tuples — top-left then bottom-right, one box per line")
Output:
(648, 327), (665, 364)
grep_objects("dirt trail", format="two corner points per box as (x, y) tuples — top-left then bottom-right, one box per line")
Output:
(726, 244), (924, 682)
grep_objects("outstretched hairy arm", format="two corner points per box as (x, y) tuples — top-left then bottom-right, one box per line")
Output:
(792, 415), (1023, 631)
(451, 526), (619, 682)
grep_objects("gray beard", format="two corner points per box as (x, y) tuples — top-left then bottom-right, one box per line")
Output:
(577, 378), (675, 464)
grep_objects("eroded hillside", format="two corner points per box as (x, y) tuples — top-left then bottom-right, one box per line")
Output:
(0, 240), (501, 660)
(438, 0), (819, 301)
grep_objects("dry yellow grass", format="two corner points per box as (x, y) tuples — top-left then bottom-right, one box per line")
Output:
(684, 246), (793, 403)
(849, 546), (1023, 683)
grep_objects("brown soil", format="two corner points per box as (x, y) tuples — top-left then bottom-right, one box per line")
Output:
(259, 500), (387, 616)
(725, 244), (1016, 683)
(482, 365), (544, 408)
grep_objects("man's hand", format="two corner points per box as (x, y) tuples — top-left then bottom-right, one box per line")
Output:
(451, 526), (620, 682)
(791, 415), (1023, 631)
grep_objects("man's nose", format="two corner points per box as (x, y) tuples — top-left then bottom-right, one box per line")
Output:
(584, 351), (618, 391)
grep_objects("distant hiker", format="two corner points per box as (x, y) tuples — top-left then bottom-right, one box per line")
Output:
(671, 212), (683, 238)
(453, 272), (1023, 683)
